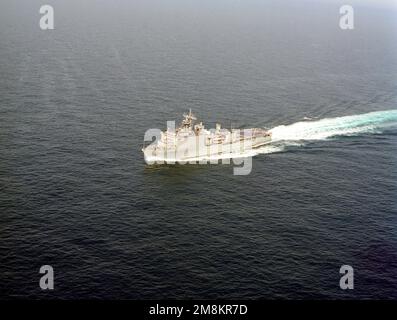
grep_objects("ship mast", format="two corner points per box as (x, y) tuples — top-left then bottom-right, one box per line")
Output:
(181, 109), (197, 130)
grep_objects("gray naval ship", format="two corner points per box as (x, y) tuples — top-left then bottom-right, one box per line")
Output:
(142, 110), (272, 164)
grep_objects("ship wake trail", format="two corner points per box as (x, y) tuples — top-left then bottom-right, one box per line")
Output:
(255, 110), (397, 156)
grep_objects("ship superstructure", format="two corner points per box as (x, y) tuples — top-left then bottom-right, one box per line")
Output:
(142, 110), (271, 164)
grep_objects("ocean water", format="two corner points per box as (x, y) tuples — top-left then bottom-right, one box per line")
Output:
(1, 0), (397, 299)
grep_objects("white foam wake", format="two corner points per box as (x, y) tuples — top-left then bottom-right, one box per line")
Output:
(254, 109), (397, 157)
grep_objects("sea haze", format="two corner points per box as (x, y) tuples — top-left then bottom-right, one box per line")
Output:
(0, 0), (397, 299)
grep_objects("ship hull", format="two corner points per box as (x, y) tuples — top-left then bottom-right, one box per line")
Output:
(143, 135), (271, 164)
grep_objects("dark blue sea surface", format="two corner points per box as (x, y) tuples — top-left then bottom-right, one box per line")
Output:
(1, 0), (397, 299)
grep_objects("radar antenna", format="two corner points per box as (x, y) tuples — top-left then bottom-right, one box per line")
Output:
(181, 109), (197, 129)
